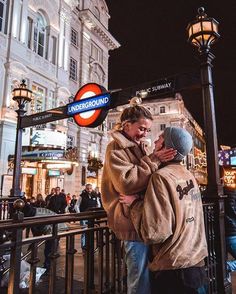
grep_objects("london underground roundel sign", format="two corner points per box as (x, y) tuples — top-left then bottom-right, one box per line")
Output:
(69, 83), (110, 128)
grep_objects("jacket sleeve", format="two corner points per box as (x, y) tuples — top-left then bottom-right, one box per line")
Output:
(130, 173), (175, 244)
(106, 149), (160, 195)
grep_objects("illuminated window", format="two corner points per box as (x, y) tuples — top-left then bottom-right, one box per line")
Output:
(31, 84), (45, 113)
(69, 57), (77, 81)
(0, 0), (7, 33)
(71, 28), (78, 47)
(34, 13), (47, 58)
(160, 106), (166, 114)
(160, 124), (166, 131)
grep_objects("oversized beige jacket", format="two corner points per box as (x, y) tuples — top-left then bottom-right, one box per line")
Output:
(130, 163), (208, 271)
(101, 131), (160, 241)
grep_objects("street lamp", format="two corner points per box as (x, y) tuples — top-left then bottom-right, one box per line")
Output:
(187, 8), (231, 293)
(11, 80), (32, 197)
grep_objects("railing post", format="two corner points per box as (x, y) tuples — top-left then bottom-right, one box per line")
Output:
(65, 235), (76, 294)
(8, 200), (24, 294)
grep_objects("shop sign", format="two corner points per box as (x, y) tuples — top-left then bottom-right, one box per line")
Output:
(69, 83), (110, 128)
(31, 129), (67, 148)
(223, 168), (236, 190)
(22, 167), (37, 175)
(48, 170), (60, 176)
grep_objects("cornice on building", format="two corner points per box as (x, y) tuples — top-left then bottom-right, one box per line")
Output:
(79, 9), (120, 50)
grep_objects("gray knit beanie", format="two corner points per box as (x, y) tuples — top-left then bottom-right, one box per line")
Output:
(164, 127), (193, 161)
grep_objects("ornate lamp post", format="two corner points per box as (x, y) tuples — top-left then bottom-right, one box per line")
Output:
(11, 80), (32, 197)
(187, 8), (231, 293)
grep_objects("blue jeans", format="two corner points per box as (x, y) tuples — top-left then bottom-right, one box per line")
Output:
(123, 241), (150, 294)
(226, 235), (236, 271)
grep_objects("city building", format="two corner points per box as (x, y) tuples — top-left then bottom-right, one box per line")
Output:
(106, 94), (207, 186)
(0, 0), (119, 197)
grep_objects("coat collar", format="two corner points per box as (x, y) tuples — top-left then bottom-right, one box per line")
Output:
(111, 131), (137, 149)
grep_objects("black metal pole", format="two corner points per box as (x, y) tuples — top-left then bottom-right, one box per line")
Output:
(11, 105), (26, 197)
(199, 50), (232, 293)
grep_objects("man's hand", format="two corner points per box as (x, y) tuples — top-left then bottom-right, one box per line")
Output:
(119, 194), (139, 207)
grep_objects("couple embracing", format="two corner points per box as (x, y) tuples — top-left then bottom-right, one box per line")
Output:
(101, 101), (208, 294)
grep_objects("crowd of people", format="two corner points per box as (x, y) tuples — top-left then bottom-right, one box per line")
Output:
(24, 185), (102, 215)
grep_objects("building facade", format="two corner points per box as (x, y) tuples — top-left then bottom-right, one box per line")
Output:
(107, 94), (207, 186)
(0, 0), (119, 197)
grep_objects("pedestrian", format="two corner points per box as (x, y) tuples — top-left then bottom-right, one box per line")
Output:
(75, 184), (100, 250)
(66, 193), (71, 205)
(45, 188), (55, 207)
(47, 187), (67, 214)
(120, 127), (208, 294)
(35, 193), (46, 208)
(101, 98), (176, 294)
(68, 195), (77, 213)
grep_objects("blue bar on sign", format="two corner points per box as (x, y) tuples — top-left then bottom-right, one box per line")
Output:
(67, 93), (111, 116)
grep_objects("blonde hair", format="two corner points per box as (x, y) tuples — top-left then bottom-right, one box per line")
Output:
(114, 99), (153, 131)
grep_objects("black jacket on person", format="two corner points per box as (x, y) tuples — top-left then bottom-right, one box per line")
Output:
(47, 193), (67, 214)
(224, 188), (236, 236)
(79, 190), (98, 212)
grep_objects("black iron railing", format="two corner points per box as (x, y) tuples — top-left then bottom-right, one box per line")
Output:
(0, 199), (231, 294)
(0, 208), (126, 294)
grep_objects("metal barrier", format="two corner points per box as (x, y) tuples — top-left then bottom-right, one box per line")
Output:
(0, 208), (126, 294)
(0, 200), (231, 294)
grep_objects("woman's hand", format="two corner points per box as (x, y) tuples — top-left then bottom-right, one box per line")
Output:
(119, 194), (139, 207)
(155, 148), (177, 162)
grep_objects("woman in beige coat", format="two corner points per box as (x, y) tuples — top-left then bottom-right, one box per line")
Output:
(101, 100), (176, 294)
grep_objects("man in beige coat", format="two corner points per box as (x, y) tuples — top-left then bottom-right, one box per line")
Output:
(120, 127), (208, 294)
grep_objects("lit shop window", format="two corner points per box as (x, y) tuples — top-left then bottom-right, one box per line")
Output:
(71, 28), (78, 47)
(0, 0), (7, 33)
(31, 84), (45, 113)
(33, 13), (47, 58)
(69, 57), (77, 81)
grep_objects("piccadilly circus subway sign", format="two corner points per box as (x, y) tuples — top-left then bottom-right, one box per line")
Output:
(67, 83), (111, 128)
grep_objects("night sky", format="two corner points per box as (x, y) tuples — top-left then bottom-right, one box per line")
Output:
(106, 0), (236, 146)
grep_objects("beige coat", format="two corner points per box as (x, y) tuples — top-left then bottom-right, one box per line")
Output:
(130, 163), (208, 271)
(101, 131), (160, 240)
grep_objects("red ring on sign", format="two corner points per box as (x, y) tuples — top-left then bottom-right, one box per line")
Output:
(73, 83), (103, 127)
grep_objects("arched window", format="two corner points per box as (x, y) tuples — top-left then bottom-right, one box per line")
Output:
(0, 0), (7, 33)
(33, 13), (47, 57)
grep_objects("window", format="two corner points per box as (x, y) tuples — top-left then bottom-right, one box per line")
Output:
(69, 57), (77, 81)
(34, 13), (47, 57)
(0, 0), (7, 33)
(160, 124), (166, 131)
(67, 135), (75, 149)
(71, 28), (78, 47)
(31, 84), (45, 113)
(27, 17), (33, 48)
(51, 36), (57, 64)
(91, 43), (103, 63)
(48, 90), (56, 109)
(160, 106), (166, 114)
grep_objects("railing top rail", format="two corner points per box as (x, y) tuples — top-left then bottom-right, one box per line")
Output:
(0, 209), (107, 230)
